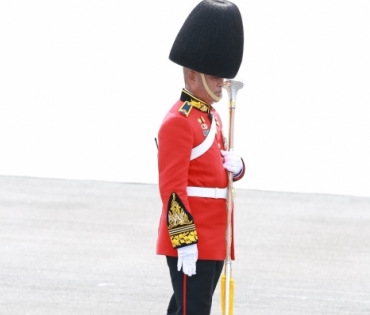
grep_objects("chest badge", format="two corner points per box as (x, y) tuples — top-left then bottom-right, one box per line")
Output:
(198, 116), (209, 136)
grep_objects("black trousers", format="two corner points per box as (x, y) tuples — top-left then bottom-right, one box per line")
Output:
(166, 256), (224, 315)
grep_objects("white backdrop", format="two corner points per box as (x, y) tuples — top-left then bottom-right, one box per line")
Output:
(1, 0), (369, 198)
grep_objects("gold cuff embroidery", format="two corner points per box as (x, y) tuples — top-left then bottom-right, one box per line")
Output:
(167, 192), (198, 248)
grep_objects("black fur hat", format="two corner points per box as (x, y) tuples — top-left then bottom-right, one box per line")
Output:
(169, 0), (244, 79)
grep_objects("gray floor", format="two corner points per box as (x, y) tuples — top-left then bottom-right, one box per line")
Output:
(1, 176), (369, 315)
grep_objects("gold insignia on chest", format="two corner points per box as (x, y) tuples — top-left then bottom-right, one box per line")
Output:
(198, 116), (208, 128)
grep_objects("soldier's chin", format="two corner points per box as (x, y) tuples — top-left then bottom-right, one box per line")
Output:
(214, 92), (222, 101)
(206, 88), (222, 102)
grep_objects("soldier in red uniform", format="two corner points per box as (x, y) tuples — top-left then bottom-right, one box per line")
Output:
(156, 1), (245, 314)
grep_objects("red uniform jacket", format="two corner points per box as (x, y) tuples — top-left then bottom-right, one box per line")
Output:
(156, 90), (245, 260)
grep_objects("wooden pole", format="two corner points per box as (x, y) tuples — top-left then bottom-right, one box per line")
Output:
(221, 80), (244, 315)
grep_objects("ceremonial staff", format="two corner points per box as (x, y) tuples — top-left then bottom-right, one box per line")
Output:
(221, 79), (244, 315)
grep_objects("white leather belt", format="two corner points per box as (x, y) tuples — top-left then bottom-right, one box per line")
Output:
(186, 186), (228, 199)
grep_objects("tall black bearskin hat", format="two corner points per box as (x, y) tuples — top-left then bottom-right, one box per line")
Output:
(169, 0), (244, 79)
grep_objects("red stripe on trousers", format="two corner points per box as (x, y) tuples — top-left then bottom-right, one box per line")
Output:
(183, 274), (187, 315)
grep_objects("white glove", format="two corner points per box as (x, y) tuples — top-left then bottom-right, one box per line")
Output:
(221, 150), (243, 175)
(177, 244), (198, 276)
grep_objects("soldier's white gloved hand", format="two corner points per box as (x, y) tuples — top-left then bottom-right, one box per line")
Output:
(177, 244), (198, 277)
(221, 150), (243, 176)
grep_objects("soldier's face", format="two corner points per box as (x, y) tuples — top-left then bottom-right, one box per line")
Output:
(191, 72), (224, 104)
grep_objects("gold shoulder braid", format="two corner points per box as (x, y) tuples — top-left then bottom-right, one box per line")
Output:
(178, 89), (210, 116)
(167, 192), (198, 248)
